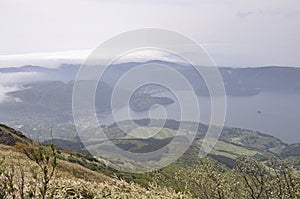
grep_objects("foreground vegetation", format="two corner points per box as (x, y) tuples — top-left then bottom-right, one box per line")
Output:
(0, 144), (186, 199)
(0, 141), (300, 198)
(157, 156), (300, 198)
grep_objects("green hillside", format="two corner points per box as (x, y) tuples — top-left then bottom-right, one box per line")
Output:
(50, 119), (293, 169)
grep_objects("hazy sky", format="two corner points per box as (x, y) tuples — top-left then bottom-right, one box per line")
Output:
(0, 0), (299, 67)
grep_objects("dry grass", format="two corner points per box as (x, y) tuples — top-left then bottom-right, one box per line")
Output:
(0, 144), (189, 199)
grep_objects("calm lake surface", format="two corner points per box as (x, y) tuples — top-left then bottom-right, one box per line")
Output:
(101, 91), (300, 143)
(222, 92), (300, 143)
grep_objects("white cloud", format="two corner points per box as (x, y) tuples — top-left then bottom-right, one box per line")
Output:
(113, 50), (184, 64)
(0, 50), (92, 68)
(0, 84), (24, 103)
(0, 49), (186, 69)
(0, 71), (39, 103)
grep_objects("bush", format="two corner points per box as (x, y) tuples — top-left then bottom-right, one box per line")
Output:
(0, 142), (57, 199)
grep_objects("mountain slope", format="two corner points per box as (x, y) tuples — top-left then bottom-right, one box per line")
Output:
(1, 123), (300, 198)
(0, 124), (188, 198)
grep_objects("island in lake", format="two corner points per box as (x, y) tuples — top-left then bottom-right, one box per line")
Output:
(129, 93), (174, 112)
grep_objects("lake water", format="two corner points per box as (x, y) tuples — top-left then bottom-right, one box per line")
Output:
(100, 91), (300, 143)
(222, 92), (300, 143)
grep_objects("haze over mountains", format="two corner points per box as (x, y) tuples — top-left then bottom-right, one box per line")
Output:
(1, 60), (300, 92)
(0, 60), (300, 143)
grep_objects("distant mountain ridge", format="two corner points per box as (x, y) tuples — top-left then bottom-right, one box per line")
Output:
(1, 61), (300, 94)
(0, 64), (80, 82)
